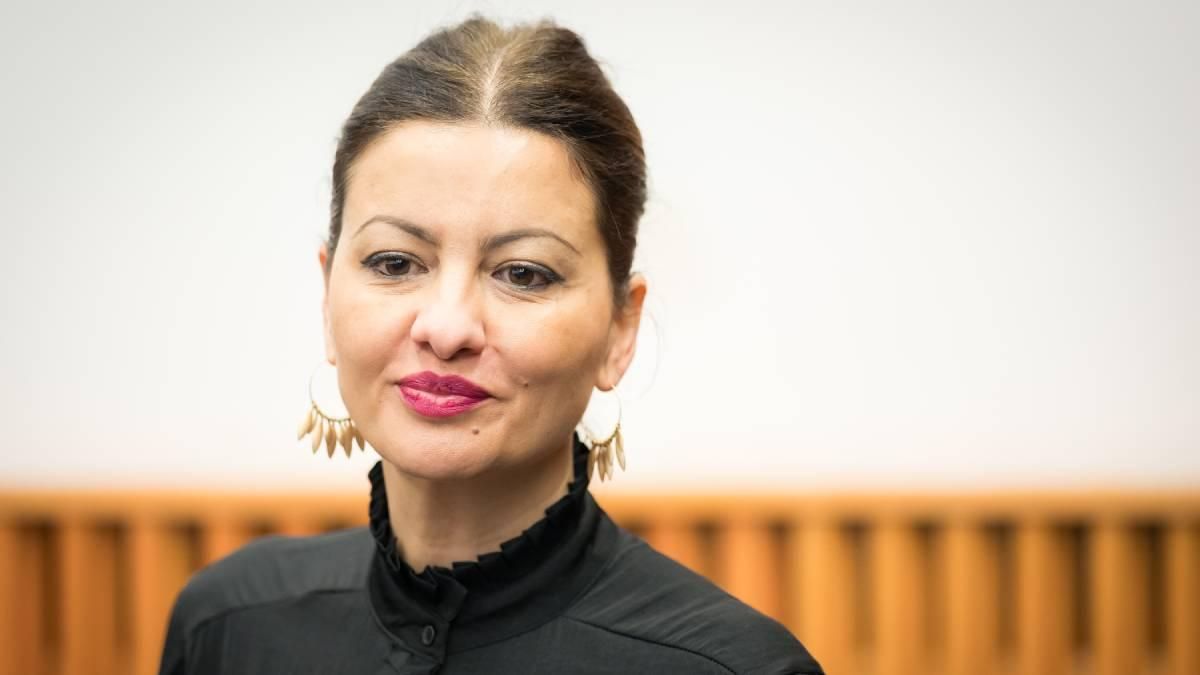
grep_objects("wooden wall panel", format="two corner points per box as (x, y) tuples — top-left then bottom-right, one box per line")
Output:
(1091, 520), (1149, 675)
(0, 488), (1196, 675)
(873, 521), (925, 675)
(794, 519), (856, 675)
(275, 516), (321, 538)
(0, 522), (19, 675)
(943, 520), (997, 675)
(1016, 522), (1071, 675)
(128, 519), (193, 675)
(200, 517), (251, 567)
(1165, 522), (1198, 675)
(716, 519), (782, 620)
(644, 521), (706, 575)
(9, 523), (50, 675)
(57, 520), (118, 675)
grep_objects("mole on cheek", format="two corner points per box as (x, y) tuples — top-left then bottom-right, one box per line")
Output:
(472, 428), (480, 435)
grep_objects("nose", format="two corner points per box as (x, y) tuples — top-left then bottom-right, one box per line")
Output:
(408, 268), (486, 361)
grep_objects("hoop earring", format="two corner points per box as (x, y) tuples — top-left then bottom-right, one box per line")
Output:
(578, 389), (625, 482)
(296, 362), (366, 458)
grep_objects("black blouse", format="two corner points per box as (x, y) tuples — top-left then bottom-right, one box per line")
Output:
(159, 434), (823, 674)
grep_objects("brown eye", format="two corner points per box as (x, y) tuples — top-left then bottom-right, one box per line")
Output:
(380, 258), (411, 276)
(362, 253), (423, 279)
(495, 263), (558, 290)
(506, 265), (544, 287)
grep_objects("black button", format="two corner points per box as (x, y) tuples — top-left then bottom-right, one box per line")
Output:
(421, 624), (436, 646)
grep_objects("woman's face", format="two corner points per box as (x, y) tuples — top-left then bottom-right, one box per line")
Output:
(321, 121), (645, 479)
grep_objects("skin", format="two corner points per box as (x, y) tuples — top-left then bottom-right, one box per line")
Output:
(319, 120), (646, 572)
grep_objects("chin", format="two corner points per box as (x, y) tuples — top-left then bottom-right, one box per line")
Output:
(374, 426), (499, 480)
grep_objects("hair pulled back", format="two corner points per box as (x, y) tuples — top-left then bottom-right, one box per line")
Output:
(328, 16), (646, 304)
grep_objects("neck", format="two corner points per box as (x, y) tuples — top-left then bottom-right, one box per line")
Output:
(380, 435), (575, 573)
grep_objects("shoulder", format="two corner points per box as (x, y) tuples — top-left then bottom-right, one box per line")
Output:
(164, 526), (373, 642)
(566, 527), (823, 675)
(158, 527), (373, 674)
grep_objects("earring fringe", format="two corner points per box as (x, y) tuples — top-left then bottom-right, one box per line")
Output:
(298, 366), (365, 459)
(585, 417), (624, 480)
(583, 395), (624, 482)
(297, 407), (316, 440)
(615, 428), (625, 471)
(338, 421), (354, 457)
(310, 415), (325, 454)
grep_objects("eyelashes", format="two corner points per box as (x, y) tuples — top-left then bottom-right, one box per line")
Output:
(494, 262), (562, 290)
(361, 252), (563, 292)
(364, 252), (422, 278)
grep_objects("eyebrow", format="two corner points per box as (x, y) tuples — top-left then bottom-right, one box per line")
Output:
(483, 228), (581, 256)
(354, 215), (437, 244)
(354, 215), (581, 256)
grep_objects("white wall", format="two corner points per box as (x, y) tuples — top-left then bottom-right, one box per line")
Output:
(1, 0), (1196, 489)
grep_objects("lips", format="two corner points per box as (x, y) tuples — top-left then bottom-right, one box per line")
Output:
(396, 371), (492, 418)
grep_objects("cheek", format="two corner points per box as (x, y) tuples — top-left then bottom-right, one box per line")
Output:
(329, 283), (413, 377)
(489, 298), (610, 390)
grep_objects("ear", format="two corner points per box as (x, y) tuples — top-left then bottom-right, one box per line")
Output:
(319, 243), (337, 366)
(595, 273), (648, 392)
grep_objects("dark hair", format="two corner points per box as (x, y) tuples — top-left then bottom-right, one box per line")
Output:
(327, 15), (646, 305)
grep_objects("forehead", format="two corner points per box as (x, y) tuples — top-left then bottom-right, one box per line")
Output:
(343, 120), (597, 242)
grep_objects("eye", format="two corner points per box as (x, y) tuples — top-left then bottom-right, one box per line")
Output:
(494, 262), (560, 290)
(363, 252), (424, 279)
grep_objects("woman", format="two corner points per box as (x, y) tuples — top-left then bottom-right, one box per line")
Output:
(160, 15), (823, 675)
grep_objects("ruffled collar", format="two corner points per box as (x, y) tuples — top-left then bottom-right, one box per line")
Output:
(365, 431), (611, 660)
(368, 432), (590, 589)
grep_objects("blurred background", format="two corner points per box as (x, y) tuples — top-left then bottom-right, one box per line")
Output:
(0, 1), (1196, 675)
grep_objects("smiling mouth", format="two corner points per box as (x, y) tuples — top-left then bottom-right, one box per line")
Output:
(396, 384), (490, 418)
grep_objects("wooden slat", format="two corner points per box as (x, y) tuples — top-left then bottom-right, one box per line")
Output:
(644, 521), (706, 575)
(874, 521), (925, 675)
(0, 521), (18, 675)
(716, 519), (781, 620)
(59, 521), (93, 675)
(276, 517), (321, 538)
(129, 519), (167, 675)
(57, 521), (121, 675)
(944, 520), (997, 675)
(1092, 520), (1148, 675)
(96, 525), (120, 675)
(52, 522), (122, 675)
(10, 523), (49, 675)
(794, 519), (856, 675)
(1165, 522), (1198, 675)
(200, 518), (250, 566)
(128, 519), (194, 675)
(1016, 522), (1071, 675)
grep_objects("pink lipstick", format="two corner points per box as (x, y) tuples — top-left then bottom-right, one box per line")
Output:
(396, 371), (492, 418)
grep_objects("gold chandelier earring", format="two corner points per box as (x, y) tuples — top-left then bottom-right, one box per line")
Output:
(578, 389), (625, 482)
(296, 362), (366, 458)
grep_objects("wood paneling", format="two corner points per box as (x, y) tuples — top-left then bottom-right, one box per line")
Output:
(1165, 521), (1198, 675)
(57, 520), (118, 675)
(0, 521), (20, 675)
(1091, 520), (1149, 675)
(1016, 521), (1072, 675)
(943, 520), (997, 675)
(872, 521), (925, 675)
(717, 518), (781, 620)
(0, 488), (1195, 675)
(200, 517), (250, 567)
(644, 521), (706, 574)
(128, 519), (193, 675)
(794, 519), (857, 675)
